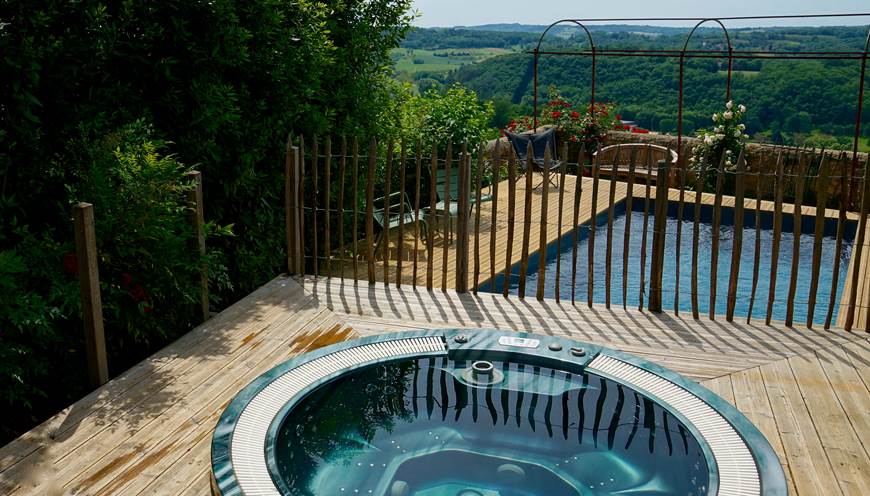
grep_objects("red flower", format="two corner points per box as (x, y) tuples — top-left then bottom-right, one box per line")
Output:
(631, 127), (649, 134)
(143, 305), (153, 314)
(570, 111), (580, 119)
(63, 252), (78, 275)
(615, 114), (622, 121)
(121, 273), (133, 286)
(551, 111), (562, 119)
(130, 283), (147, 303)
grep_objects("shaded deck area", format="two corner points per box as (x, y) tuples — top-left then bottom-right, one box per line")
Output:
(1, 274), (867, 495)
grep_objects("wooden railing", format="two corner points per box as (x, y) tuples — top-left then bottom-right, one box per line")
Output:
(284, 133), (870, 332)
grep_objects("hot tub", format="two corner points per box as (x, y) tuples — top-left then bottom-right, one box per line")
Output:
(211, 329), (786, 495)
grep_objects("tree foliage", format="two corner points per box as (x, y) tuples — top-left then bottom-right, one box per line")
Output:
(0, 0), (414, 442)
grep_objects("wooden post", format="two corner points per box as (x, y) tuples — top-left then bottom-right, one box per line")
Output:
(455, 149), (471, 292)
(73, 203), (109, 387)
(185, 171), (209, 322)
(648, 159), (670, 313)
(725, 150), (747, 321)
(285, 142), (303, 275)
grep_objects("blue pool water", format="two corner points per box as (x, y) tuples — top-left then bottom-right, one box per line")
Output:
(481, 201), (857, 325)
(275, 357), (709, 495)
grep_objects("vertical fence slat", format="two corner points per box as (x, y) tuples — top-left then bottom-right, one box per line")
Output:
(441, 142), (452, 292)
(690, 158), (705, 319)
(825, 153), (849, 329)
(844, 156), (870, 331)
(622, 147), (637, 310)
(708, 150), (727, 319)
(489, 141), (501, 286)
(519, 143), (534, 298)
(73, 203), (109, 387)
(726, 149), (747, 321)
(285, 136), (296, 275)
(571, 145), (586, 304)
(638, 146), (653, 311)
(766, 150), (786, 325)
(338, 137), (347, 279)
(184, 170), (208, 322)
(588, 151), (601, 308)
(785, 151), (809, 327)
(605, 145), (619, 308)
(323, 137), (332, 277)
(383, 141), (394, 285)
(412, 140), (423, 287)
(554, 142), (568, 303)
(456, 144), (470, 292)
(535, 145), (552, 301)
(311, 137), (319, 277)
(673, 147), (687, 315)
(473, 143), (485, 293)
(503, 150), (517, 297)
(649, 157), (670, 313)
(365, 137), (377, 284)
(286, 139), (303, 275)
(427, 143), (437, 289)
(807, 154), (830, 327)
(747, 158), (764, 324)
(298, 136), (307, 277)
(351, 137), (359, 281)
(396, 140), (407, 287)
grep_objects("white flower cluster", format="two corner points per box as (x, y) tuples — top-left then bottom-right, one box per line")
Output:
(690, 101), (749, 170)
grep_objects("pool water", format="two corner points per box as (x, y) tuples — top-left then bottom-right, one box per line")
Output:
(484, 201), (856, 325)
(274, 357), (709, 496)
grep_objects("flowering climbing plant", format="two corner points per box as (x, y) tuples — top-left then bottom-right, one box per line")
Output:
(690, 100), (749, 171)
(506, 86), (618, 149)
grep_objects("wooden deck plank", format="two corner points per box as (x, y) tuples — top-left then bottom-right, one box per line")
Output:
(759, 357), (843, 495)
(788, 353), (870, 495)
(727, 366), (798, 495)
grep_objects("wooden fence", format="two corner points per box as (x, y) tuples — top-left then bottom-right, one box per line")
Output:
(284, 134), (870, 332)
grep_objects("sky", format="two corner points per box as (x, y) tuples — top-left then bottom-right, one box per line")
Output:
(411, 1), (870, 28)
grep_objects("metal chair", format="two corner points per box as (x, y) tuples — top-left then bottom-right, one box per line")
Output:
(371, 191), (428, 257)
(503, 128), (561, 189)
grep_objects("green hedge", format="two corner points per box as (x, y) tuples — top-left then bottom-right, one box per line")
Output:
(0, 0), (413, 442)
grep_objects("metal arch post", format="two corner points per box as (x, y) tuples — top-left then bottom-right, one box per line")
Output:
(532, 19), (598, 129)
(847, 28), (870, 210)
(676, 19), (734, 158)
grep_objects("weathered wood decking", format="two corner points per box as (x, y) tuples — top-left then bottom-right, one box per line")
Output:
(2, 173), (869, 495)
(1, 274), (867, 495)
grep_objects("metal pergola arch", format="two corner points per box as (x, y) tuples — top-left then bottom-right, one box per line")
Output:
(528, 13), (870, 200)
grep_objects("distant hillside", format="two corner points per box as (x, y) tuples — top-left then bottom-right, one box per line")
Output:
(396, 24), (870, 149)
(455, 23), (708, 35)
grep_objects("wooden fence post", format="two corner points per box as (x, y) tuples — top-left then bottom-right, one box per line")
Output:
(455, 148), (471, 292)
(185, 171), (209, 322)
(285, 139), (303, 275)
(648, 159), (670, 313)
(73, 203), (109, 387)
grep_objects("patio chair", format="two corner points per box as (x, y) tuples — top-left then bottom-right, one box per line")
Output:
(371, 191), (428, 257)
(432, 161), (493, 242)
(503, 128), (561, 189)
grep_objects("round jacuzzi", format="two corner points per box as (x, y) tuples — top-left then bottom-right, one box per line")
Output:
(211, 330), (786, 495)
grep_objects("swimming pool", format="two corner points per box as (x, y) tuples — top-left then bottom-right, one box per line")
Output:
(481, 200), (857, 324)
(211, 330), (786, 495)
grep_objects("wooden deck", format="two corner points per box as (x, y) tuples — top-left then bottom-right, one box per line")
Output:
(1, 274), (867, 495)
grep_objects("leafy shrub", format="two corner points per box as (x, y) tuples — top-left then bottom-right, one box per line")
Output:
(401, 83), (495, 151)
(71, 121), (232, 351)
